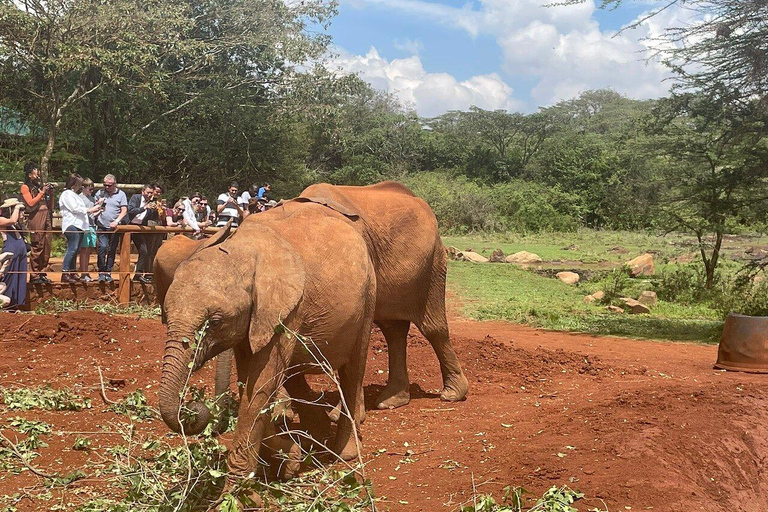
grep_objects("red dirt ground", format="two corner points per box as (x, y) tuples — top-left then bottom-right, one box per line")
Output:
(1, 310), (767, 511)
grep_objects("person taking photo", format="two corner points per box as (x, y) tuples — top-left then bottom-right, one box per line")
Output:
(20, 162), (54, 284)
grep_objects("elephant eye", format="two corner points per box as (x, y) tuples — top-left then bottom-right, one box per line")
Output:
(209, 314), (223, 325)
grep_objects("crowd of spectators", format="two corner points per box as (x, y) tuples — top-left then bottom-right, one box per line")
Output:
(0, 161), (277, 310)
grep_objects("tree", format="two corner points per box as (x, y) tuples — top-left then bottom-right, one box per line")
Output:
(0, 0), (337, 181)
(648, 92), (768, 288)
(564, 0), (767, 108)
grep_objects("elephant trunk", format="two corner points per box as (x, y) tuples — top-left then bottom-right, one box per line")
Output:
(159, 339), (210, 436)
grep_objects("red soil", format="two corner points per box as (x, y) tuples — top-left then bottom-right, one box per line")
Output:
(0, 310), (766, 511)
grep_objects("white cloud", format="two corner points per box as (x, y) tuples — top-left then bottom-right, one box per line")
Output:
(343, 0), (481, 36)
(339, 0), (697, 110)
(393, 38), (424, 55)
(330, 47), (523, 117)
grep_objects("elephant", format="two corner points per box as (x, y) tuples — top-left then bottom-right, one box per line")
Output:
(159, 199), (376, 476)
(156, 182), (469, 414)
(297, 181), (468, 410)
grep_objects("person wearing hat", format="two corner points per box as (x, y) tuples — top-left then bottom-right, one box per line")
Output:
(0, 196), (29, 309)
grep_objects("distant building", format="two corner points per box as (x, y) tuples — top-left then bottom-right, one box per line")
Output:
(0, 107), (32, 136)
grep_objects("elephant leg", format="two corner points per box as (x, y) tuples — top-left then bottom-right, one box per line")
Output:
(211, 348), (235, 434)
(374, 320), (412, 410)
(417, 320), (468, 403)
(227, 338), (293, 477)
(333, 314), (374, 461)
(284, 373), (331, 445)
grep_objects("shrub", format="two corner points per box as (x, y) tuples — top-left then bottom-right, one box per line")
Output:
(714, 273), (768, 318)
(653, 263), (711, 303)
(404, 172), (579, 233)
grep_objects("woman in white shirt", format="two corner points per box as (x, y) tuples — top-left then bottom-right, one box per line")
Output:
(59, 174), (103, 283)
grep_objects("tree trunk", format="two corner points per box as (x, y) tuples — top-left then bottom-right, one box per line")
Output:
(40, 117), (57, 183)
(705, 230), (724, 290)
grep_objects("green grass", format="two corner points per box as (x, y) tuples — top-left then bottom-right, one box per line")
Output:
(446, 260), (724, 343)
(443, 229), (768, 268)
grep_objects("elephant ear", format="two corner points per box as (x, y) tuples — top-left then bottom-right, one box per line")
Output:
(197, 219), (233, 252)
(248, 228), (306, 354)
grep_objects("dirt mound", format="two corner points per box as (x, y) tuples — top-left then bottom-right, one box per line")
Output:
(1, 311), (767, 511)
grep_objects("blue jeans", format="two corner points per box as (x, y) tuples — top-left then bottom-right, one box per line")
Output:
(63, 226), (83, 272)
(97, 229), (120, 273)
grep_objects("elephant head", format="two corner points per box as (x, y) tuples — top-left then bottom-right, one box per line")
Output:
(154, 221), (233, 323)
(159, 225), (306, 436)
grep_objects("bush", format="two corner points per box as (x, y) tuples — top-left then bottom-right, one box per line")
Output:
(596, 266), (632, 305)
(404, 172), (579, 233)
(653, 263), (711, 303)
(714, 273), (768, 318)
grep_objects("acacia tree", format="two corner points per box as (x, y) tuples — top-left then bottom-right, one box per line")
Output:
(649, 92), (768, 288)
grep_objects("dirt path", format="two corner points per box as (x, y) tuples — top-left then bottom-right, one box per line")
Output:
(0, 311), (766, 511)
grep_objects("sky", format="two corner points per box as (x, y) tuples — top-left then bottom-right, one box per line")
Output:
(324, 0), (694, 116)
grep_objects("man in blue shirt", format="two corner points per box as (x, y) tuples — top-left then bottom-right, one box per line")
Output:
(94, 174), (128, 282)
(257, 183), (271, 199)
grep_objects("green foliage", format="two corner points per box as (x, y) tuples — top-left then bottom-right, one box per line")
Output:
(108, 390), (157, 422)
(598, 266), (632, 305)
(459, 485), (599, 512)
(713, 273), (768, 318)
(34, 297), (160, 318)
(0, 418), (51, 474)
(72, 437), (92, 451)
(653, 263), (711, 303)
(405, 172), (579, 233)
(446, 239), (724, 343)
(1, 386), (91, 411)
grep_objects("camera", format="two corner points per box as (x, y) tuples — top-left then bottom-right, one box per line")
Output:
(44, 183), (58, 190)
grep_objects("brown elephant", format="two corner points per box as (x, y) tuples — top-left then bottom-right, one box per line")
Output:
(159, 200), (376, 475)
(156, 182), (468, 412)
(297, 181), (468, 409)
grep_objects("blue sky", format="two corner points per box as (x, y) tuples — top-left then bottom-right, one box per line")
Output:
(325, 0), (685, 115)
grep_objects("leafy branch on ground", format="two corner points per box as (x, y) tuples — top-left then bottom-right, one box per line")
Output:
(34, 298), (160, 319)
(459, 485), (606, 512)
(107, 390), (159, 422)
(1, 386), (91, 412)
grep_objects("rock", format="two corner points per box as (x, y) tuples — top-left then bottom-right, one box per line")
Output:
(459, 250), (489, 263)
(583, 290), (605, 303)
(608, 246), (629, 254)
(607, 305), (624, 313)
(489, 249), (506, 263)
(637, 291), (658, 307)
(626, 253), (655, 277)
(505, 251), (543, 264)
(620, 297), (650, 314)
(562, 244), (579, 251)
(445, 246), (462, 261)
(556, 271), (580, 285)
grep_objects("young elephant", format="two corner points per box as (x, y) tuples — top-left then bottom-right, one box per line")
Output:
(159, 201), (376, 475)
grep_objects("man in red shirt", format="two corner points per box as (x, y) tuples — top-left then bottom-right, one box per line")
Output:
(20, 162), (54, 284)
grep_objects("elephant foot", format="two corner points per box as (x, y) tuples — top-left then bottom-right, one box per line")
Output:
(440, 373), (469, 402)
(260, 431), (304, 480)
(375, 385), (410, 410)
(327, 399), (366, 424)
(333, 432), (361, 462)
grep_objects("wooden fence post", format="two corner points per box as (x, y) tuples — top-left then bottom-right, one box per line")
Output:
(118, 231), (132, 305)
